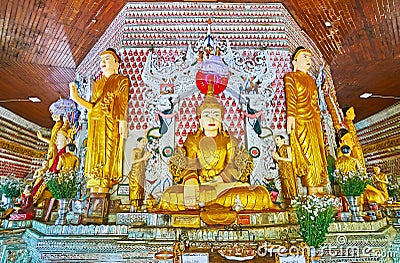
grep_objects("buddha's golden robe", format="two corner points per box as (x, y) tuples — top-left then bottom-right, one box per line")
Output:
(277, 145), (298, 200)
(284, 71), (328, 187)
(86, 74), (129, 189)
(173, 130), (244, 184)
(32, 120), (63, 203)
(58, 152), (79, 173)
(336, 155), (359, 175)
(374, 171), (389, 201)
(47, 120), (63, 170)
(160, 130), (278, 211)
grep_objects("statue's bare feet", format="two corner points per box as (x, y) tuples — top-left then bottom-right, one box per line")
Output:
(184, 196), (199, 210)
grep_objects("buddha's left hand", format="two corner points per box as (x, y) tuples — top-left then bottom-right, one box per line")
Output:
(119, 120), (128, 138)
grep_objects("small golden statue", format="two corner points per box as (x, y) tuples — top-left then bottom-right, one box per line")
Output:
(342, 106), (366, 167)
(128, 137), (151, 212)
(272, 135), (298, 207)
(337, 145), (387, 205)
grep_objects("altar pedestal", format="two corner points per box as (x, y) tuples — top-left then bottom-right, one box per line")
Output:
(5, 213), (397, 263)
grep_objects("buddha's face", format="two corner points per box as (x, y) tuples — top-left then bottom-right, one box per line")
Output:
(345, 107), (355, 120)
(100, 53), (119, 75)
(200, 108), (222, 133)
(55, 133), (67, 150)
(293, 51), (312, 73)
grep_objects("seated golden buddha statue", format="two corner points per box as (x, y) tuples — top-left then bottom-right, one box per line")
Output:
(336, 145), (386, 205)
(159, 85), (279, 211)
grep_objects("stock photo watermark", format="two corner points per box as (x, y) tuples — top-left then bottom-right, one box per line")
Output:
(257, 235), (398, 259)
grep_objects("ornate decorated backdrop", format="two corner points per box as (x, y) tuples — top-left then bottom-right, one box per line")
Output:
(75, 2), (340, 201)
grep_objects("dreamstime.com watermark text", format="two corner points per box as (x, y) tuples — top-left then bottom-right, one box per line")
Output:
(256, 235), (398, 259)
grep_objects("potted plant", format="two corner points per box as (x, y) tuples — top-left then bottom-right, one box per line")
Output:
(334, 169), (370, 197)
(387, 176), (399, 202)
(333, 169), (371, 221)
(1, 177), (24, 207)
(292, 195), (339, 250)
(44, 171), (80, 225)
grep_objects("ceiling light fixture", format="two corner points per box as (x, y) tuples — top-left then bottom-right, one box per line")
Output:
(92, 18), (97, 23)
(360, 92), (400, 100)
(0, 97), (41, 103)
(325, 21), (332, 27)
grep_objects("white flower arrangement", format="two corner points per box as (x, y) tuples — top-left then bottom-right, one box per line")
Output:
(44, 171), (80, 199)
(292, 195), (340, 248)
(333, 169), (371, 196)
(0, 176), (24, 199)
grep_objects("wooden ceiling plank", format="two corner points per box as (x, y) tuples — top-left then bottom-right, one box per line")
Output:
(66, 1), (111, 64)
(69, 0), (93, 31)
(323, 0), (350, 56)
(21, 0), (43, 63)
(388, 0), (400, 51)
(56, 0), (96, 67)
(0, 1), (17, 61)
(376, 0), (393, 58)
(12, 0), (33, 61)
(40, 21), (65, 66)
(8, 1), (25, 57)
(27, 0), (58, 65)
(60, 0), (82, 26)
(372, 0), (387, 59)
(391, 3), (400, 49)
(0, 0), (11, 60)
(18, 0), (38, 62)
(42, 0), (76, 67)
(335, 0), (356, 42)
(25, 1), (49, 63)
(63, 0), (81, 26)
(31, 5), (60, 65)
(381, 0), (397, 57)
(0, 0), (16, 60)
(284, 1), (335, 60)
(35, 0), (63, 65)
(372, 0), (390, 59)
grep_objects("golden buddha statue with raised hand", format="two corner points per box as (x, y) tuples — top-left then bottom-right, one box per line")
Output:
(160, 85), (278, 211)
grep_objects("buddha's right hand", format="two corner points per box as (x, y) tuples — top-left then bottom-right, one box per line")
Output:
(183, 178), (199, 210)
(287, 116), (296, 134)
(69, 82), (79, 100)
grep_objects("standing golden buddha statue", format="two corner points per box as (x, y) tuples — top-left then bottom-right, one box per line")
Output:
(159, 85), (278, 211)
(70, 48), (129, 193)
(284, 46), (328, 195)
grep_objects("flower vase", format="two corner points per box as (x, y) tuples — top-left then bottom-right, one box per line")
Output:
(55, 199), (70, 225)
(346, 196), (364, 222)
(309, 248), (323, 263)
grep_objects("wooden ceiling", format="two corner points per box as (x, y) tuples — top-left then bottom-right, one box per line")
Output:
(0, 0), (399, 128)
